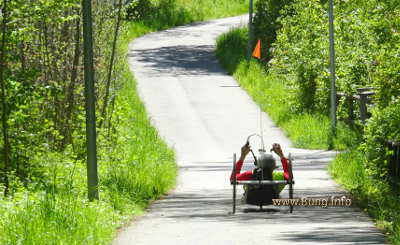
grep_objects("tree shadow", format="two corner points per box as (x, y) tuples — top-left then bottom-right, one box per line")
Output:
(140, 149), (386, 244)
(129, 45), (227, 77)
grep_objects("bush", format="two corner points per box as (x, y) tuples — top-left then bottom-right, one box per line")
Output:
(252, 0), (293, 63)
(270, 0), (399, 114)
(271, 0), (330, 113)
(126, 0), (154, 21)
(362, 101), (400, 180)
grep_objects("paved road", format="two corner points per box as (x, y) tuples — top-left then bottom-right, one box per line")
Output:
(114, 16), (386, 245)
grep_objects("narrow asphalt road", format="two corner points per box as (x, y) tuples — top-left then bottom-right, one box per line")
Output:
(114, 16), (386, 245)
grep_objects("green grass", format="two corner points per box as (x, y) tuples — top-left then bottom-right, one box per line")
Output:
(175, 0), (249, 20)
(0, 2), (250, 244)
(329, 150), (400, 244)
(216, 27), (359, 150)
(216, 26), (400, 244)
(141, 0), (249, 30)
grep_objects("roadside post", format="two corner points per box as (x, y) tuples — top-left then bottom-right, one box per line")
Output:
(82, 0), (99, 201)
(328, 0), (337, 147)
(247, 0), (254, 61)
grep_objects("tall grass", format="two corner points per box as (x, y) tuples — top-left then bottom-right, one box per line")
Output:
(216, 27), (359, 150)
(0, 2), (250, 244)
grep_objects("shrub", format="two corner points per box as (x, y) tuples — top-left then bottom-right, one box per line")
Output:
(252, 0), (293, 63)
(126, 0), (155, 21)
(362, 101), (400, 180)
(271, 0), (329, 113)
(270, 0), (399, 114)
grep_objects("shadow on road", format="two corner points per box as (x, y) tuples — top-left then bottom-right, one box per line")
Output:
(129, 45), (227, 76)
(140, 151), (386, 244)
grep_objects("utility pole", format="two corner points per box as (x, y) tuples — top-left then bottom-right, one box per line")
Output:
(0, 0), (10, 196)
(82, 0), (99, 200)
(247, 0), (254, 61)
(328, 0), (337, 147)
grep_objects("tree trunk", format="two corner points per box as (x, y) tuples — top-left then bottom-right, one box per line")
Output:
(63, 15), (81, 148)
(0, 0), (11, 196)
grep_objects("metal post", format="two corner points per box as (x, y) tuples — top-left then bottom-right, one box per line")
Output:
(82, 0), (99, 201)
(232, 153), (237, 214)
(247, 0), (254, 61)
(328, 0), (337, 144)
(288, 153), (294, 213)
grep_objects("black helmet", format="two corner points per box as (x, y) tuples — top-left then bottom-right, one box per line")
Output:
(255, 152), (276, 180)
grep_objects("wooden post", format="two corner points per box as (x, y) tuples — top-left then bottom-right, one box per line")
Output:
(358, 91), (374, 124)
(359, 94), (367, 123)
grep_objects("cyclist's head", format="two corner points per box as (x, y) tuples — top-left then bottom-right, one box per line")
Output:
(257, 153), (276, 180)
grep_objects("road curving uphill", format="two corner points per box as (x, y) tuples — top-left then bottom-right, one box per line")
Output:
(114, 15), (386, 245)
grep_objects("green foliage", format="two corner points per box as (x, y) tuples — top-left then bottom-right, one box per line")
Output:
(216, 27), (359, 150)
(218, 0), (400, 242)
(271, 0), (330, 113)
(126, 0), (249, 29)
(253, 0), (293, 63)
(362, 101), (400, 180)
(329, 150), (400, 244)
(0, 19), (178, 244)
(271, 0), (400, 114)
(216, 27), (248, 73)
(126, 0), (154, 21)
(0, 0), (250, 243)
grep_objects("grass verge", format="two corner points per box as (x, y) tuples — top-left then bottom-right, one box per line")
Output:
(216, 26), (400, 244)
(0, 2), (249, 244)
(329, 150), (400, 244)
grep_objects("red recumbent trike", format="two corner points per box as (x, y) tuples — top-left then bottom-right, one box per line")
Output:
(230, 135), (295, 214)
